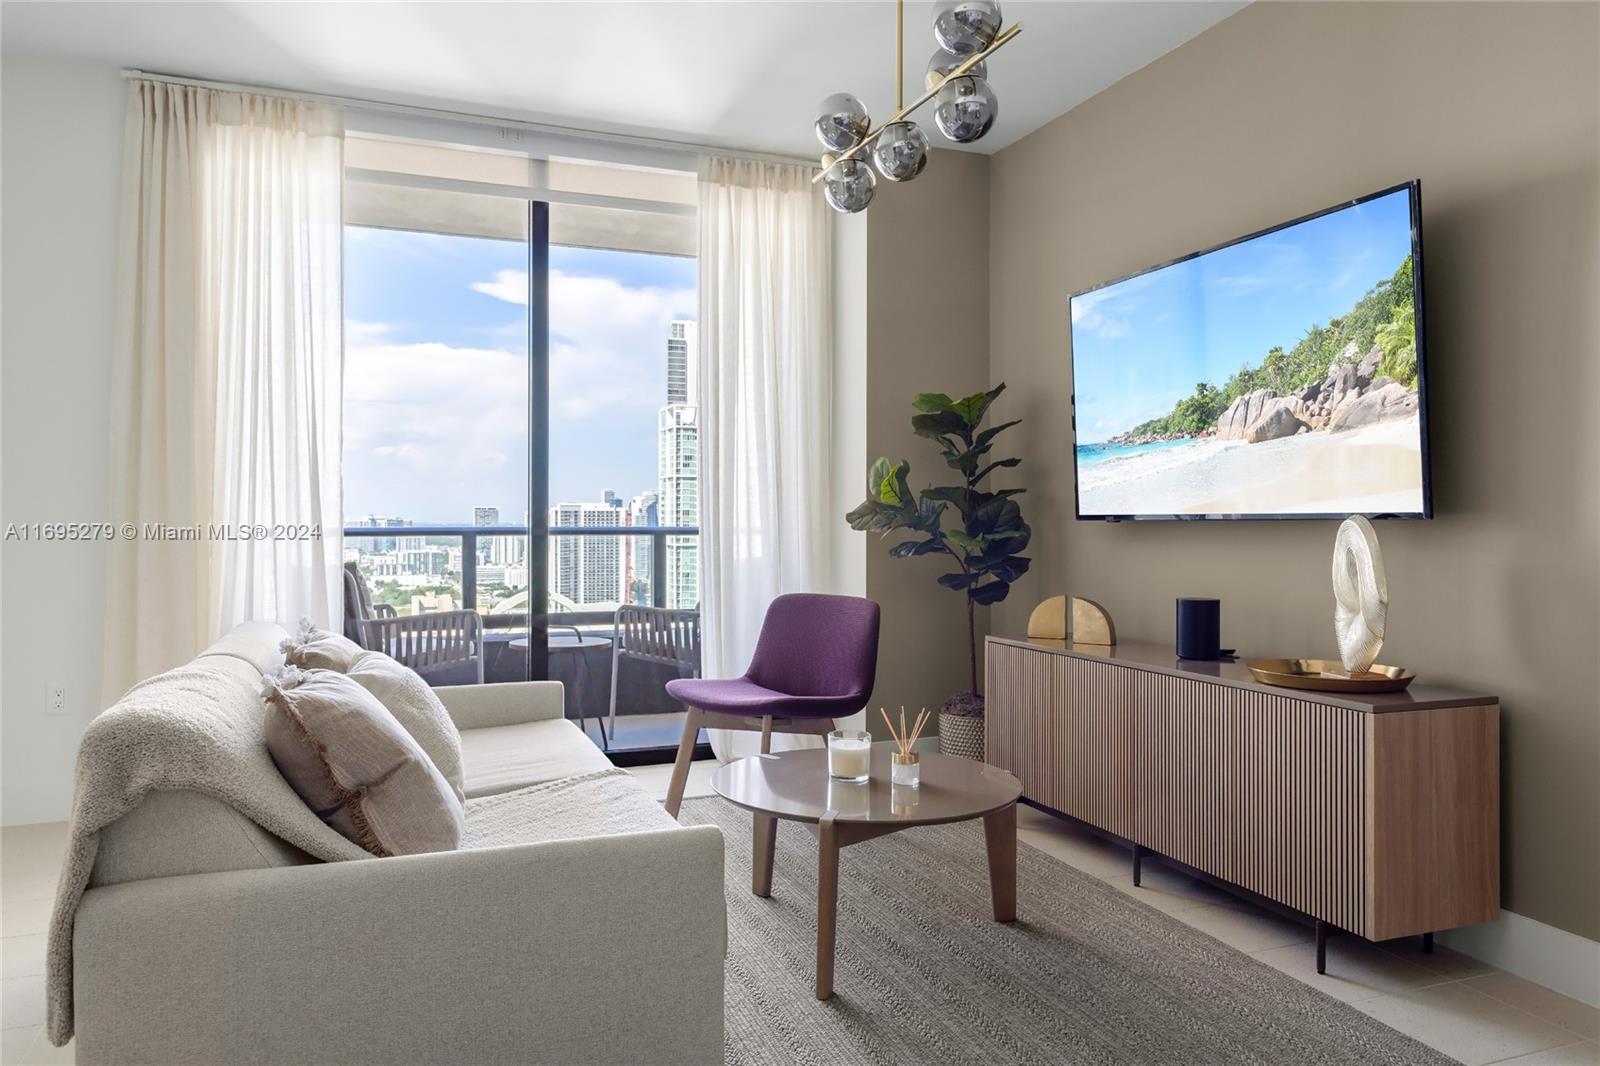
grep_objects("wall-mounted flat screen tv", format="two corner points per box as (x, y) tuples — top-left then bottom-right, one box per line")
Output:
(1069, 181), (1431, 521)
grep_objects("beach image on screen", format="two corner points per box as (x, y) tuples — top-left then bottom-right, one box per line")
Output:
(1070, 188), (1426, 518)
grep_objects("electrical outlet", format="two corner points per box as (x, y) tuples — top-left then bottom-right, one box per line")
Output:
(47, 684), (68, 716)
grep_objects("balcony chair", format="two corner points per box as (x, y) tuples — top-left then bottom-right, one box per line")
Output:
(662, 593), (879, 817)
(608, 605), (702, 750)
(344, 561), (485, 686)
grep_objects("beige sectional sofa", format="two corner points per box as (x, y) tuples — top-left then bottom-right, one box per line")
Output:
(63, 623), (726, 1065)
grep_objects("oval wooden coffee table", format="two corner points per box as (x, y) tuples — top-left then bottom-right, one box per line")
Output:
(710, 746), (1022, 1000)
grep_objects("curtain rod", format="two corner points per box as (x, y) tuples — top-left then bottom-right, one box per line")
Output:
(121, 68), (819, 170)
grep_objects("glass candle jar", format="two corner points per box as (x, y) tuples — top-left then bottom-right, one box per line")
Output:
(828, 777), (872, 817)
(827, 729), (872, 782)
(891, 751), (921, 788)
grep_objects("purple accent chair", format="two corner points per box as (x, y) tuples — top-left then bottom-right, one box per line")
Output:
(662, 593), (881, 817)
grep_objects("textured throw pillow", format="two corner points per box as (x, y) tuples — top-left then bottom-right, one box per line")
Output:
(280, 619), (365, 673)
(262, 667), (464, 857)
(345, 652), (467, 804)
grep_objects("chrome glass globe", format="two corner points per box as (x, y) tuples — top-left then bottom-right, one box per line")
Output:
(932, 0), (1002, 57)
(814, 93), (871, 153)
(823, 158), (876, 213)
(933, 75), (998, 143)
(925, 49), (987, 92)
(871, 121), (929, 182)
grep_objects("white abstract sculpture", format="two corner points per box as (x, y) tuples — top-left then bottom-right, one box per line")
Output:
(1332, 515), (1388, 674)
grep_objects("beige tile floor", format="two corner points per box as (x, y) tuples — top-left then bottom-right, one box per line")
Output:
(2, 767), (1594, 1065)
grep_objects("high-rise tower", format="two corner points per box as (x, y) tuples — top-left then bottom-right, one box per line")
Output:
(658, 321), (700, 609)
(666, 320), (698, 406)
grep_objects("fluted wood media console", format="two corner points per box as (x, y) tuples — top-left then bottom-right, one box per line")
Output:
(985, 636), (1500, 970)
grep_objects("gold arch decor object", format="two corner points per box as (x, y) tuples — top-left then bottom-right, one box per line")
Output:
(1027, 595), (1116, 646)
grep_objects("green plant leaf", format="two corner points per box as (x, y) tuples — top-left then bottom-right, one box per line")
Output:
(973, 457), (1022, 483)
(889, 536), (945, 557)
(867, 458), (896, 503)
(952, 383), (1007, 426)
(912, 392), (956, 413)
(845, 499), (898, 533)
(976, 555), (1032, 583)
(891, 462), (917, 509)
(911, 411), (969, 441)
(912, 495), (946, 532)
(937, 571), (983, 590)
(946, 530), (983, 554)
(884, 461), (911, 506)
(973, 419), (1021, 449)
(969, 580), (1013, 606)
(921, 486), (974, 510)
(968, 495), (1023, 536)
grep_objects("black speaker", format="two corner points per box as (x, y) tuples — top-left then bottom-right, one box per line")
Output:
(1176, 598), (1221, 660)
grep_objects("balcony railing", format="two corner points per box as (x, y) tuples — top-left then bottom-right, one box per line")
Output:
(345, 523), (702, 754)
(343, 523), (698, 626)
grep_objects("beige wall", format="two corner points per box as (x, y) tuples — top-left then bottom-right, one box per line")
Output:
(988, 2), (1599, 939)
(862, 148), (995, 736)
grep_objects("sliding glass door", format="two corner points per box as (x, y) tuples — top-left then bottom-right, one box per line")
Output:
(341, 137), (701, 755)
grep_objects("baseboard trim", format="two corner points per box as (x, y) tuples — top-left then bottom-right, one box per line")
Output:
(1441, 909), (1600, 1007)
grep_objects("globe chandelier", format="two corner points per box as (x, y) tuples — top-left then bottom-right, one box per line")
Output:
(814, 0), (1022, 213)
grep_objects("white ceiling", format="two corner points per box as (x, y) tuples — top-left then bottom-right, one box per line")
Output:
(2, 1), (1244, 160)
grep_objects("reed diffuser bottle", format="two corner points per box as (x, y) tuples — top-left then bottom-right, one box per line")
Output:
(881, 706), (928, 789)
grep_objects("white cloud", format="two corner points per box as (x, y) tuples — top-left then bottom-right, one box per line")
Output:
(1320, 249), (1375, 296)
(473, 268), (696, 420)
(343, 265), (696, 517)
(345, 320), (395, 343)
(471, 270), (528, 306)
(1071, 284), (1138, 341)
(1204, 272), (1270, 293)
(344, 340), (528, 477)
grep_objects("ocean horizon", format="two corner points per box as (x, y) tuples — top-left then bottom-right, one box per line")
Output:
(1075, 437), (1196, 468)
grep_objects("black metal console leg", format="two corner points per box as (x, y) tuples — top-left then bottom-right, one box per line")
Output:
(1315, 920), (1328, 974)
(1132, 844), (1144, 887)
(1422, 931), (1434, 954)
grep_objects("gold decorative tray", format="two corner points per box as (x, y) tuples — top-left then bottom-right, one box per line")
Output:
(1246, 659), (1416, 693)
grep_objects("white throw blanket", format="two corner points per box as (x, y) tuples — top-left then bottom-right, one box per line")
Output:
(46, 658), (368, 1045)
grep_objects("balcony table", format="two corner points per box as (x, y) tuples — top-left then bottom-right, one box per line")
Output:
(508, 631), (614, 744)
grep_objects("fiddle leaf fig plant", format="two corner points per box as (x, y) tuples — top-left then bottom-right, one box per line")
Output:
(846, 383), (1030, 701)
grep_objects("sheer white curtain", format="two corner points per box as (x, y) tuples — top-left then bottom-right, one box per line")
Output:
(102, 80), (344, 700)
(698, 156), (861, 760)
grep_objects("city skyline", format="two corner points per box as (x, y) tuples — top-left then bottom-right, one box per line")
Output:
(348, 317), (701, 613)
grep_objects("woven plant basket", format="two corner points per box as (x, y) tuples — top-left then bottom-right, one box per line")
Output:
(938, 712), (986, 761)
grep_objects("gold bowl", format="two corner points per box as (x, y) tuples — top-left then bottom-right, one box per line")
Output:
(1246, 659), (1416, 693)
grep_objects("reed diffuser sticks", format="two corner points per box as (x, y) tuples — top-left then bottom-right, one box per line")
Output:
(880, 706), (929, 757)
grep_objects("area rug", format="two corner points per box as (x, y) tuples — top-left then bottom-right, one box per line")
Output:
(677, 798), (1456, 1066)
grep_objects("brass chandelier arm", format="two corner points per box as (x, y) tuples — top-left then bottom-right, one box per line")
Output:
(813, 21), (1022, 185)
(896, 0), (905, 112)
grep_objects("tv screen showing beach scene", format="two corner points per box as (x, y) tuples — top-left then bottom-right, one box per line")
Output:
(1070, 183), (1429, 520)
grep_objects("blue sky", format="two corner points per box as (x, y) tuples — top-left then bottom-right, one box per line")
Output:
(1070, 188), (1413, 443)
(343, 228), (696, 524)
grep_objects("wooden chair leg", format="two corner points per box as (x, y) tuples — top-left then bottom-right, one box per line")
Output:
(760, 715), (773, 754)
(664, 707), (703, 819)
